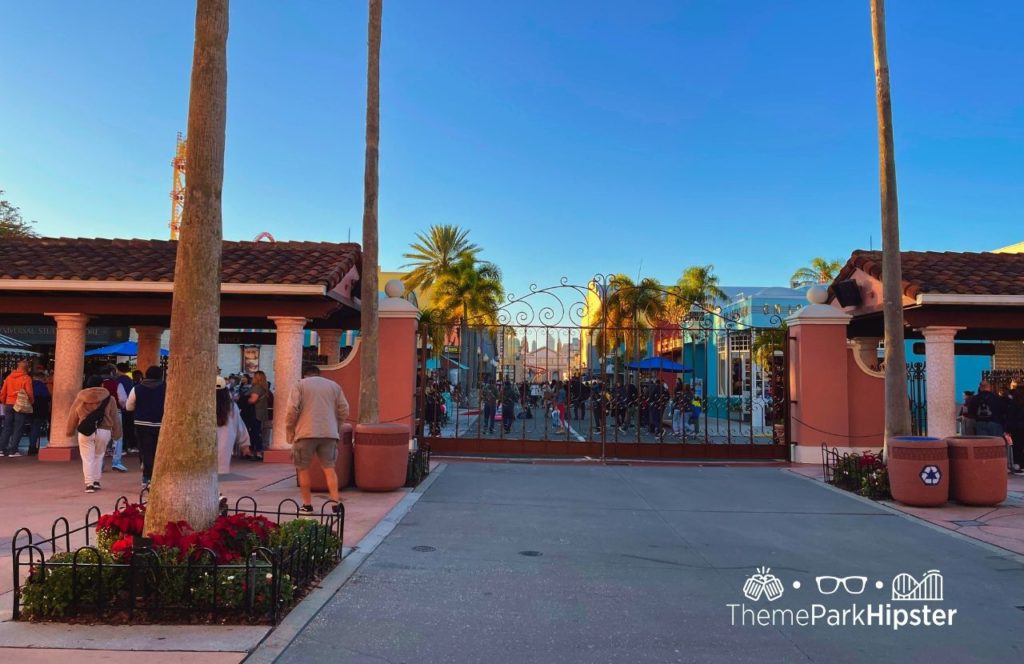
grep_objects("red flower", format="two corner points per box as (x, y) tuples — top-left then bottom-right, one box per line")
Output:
(111, 535), (134, 560)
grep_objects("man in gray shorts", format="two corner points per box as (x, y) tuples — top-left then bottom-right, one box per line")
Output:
(285, 364), (350, 513)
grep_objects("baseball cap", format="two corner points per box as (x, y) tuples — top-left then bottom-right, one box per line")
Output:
(215, 376), (227, 390)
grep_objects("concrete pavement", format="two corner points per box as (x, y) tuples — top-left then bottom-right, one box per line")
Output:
(275, 463), (1024, 663)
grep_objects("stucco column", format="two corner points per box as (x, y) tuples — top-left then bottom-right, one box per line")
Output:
(264, 316), (307, 463)
(135, 326), (165, 371)
(318, 329), (343, 365)
(39, 313), (89, 461)
(920, 326), (963, 440)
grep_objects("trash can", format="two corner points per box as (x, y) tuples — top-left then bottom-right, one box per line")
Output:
(298, 423), (355, 492)
(887, 436), (948, 507)
(354, 423), (411, 492)
(946, 435), (1008, 506)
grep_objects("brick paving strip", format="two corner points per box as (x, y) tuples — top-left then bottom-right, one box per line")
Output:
(0, 453), (423, 661)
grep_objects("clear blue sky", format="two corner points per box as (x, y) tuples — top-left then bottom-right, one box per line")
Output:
(2, 1), (1021, 296)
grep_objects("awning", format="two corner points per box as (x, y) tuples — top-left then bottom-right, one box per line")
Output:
(0, 333), (38, 357)
(427, 356), (468, 371)
(84, 341), (169, 357)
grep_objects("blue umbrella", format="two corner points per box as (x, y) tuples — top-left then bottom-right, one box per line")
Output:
(626, 356), (691, 373)
(84, 341), (169, 357)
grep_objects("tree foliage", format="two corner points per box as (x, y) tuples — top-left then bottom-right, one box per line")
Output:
(433, 255), (504, 326)
(790, 257), (842, 288)
(400, 224), (480, 292)
(0, 191), (39, 238)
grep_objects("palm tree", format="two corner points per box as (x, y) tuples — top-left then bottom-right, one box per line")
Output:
(673, 264), (727, 310)
(596, 275), (667, 363)
(871, 0), (911, 442)
(358, 0), (383, 425)
(145, 0), (228, 533)
(790, 258), (843, 288)
(433, 256), (504, 392)
(433, 256), (504, 326)
(401, 224), (480, 292)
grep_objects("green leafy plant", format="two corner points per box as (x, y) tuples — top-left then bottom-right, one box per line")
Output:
(191, 561), (295, 612)
(270, 518), (341, 566)
(20, 549), (123, 618)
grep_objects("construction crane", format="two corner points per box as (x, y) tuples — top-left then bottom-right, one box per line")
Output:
(169, 132), (186, 240)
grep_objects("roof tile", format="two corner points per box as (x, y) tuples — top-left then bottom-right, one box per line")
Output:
(0, 237), (360, 290)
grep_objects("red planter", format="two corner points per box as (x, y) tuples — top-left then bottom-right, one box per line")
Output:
(946, 435), (1008, 506)
(354, 423), (410, 492)
(888, 436), (948, 507)
(298, 423), (354, 491)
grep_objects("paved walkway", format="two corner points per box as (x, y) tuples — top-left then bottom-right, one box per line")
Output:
(277, 463), (1024, 663)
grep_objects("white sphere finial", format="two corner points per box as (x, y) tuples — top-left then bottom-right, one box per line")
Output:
(807, 284), (829, 305)
(384, 279), (405, 298)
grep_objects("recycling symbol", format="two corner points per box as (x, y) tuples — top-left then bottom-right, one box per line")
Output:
(920, 465), (942, 486)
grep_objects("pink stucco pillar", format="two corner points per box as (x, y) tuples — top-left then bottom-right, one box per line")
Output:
(39, 313), (89, 461)
(135, 326), (165, 372)
(354, 280), (419, 491)
(263, 316), (308, 464)
(920, 326), (963, 440)
(786, 287), (853, 464)
(318, 329), (343, 365)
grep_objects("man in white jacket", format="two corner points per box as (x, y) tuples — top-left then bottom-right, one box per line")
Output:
(285, 364), (349, 514)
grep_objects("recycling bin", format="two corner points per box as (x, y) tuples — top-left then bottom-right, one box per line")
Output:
(946, 435), (1008, 506)
(887, 436), (948, 507)
(298, 423), (355, 492)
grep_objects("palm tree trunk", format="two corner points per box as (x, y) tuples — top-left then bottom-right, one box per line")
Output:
(145, 0), (228, 534)
(871, 0), (911, 443)
(358, 0), (383, 424)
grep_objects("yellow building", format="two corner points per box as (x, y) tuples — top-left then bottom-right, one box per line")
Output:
(379, 269), (434, 309)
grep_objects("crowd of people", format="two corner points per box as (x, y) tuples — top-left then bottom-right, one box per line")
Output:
(958, 379), (1024, 475)
(420, 371), (705, 440)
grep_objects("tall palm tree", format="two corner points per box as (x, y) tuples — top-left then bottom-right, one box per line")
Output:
(871, 0), (911, 442)
(673, 264), (727, 310)
(433, 256), (504, 326)
(401, 224), (480, 292)
(790, 258), (843, 288)
(145, 0), (228, 533)
(358, 0), (383, 425)
(596, 275), (667, 361)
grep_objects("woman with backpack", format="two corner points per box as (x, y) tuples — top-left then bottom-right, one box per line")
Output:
(65, 375), (122, 493)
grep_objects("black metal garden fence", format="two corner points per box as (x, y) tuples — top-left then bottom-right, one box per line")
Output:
(11, 493), (344, 624)
(821, 444), (890, 500)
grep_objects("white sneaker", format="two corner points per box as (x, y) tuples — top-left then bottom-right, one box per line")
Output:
(7, 452), (22, 458)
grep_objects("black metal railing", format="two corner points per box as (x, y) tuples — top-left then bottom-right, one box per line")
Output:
(821, 444), (890, 500)
(11, 495), (344, 624)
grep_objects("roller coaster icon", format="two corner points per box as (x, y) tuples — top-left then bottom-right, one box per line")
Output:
(891, 570), (944, 601)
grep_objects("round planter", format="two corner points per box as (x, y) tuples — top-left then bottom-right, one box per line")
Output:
(298, 423), (355, 492)
(946, 435), (1008, 506)
(887, 436), (948, 507)
(354, 423), (410, 492)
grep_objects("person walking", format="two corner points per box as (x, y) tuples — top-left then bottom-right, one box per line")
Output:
(285, 364), (349, 514)
(100, 365), (129, 472)
(481, 377), (497, 435)
(0, 359), (34, 457)
(1004, 384), (1024, 475)
(126, 366), (167, 488)
(215, 376), (250, 475)
(591, 380), (607, 435)
(27, 367), (51, 455)
(115, 363), (137, 454)
(501, 378), (518, 433)
(424, 385), (443, 437)
(66, 375), (121, 493)
(248, 370), (271, 456)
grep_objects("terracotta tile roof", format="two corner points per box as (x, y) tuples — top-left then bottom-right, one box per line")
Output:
(0, 237), (360, 289)
(835, 250), (1024, 299)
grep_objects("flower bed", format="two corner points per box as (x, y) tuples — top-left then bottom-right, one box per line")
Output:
(821, 444), (891, 500)
(11, 495), (343, 624)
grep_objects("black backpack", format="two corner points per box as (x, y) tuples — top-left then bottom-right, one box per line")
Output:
(77, 396), (111, 436)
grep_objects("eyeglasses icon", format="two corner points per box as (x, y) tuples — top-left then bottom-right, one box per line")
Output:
(815, 576), (867, 595)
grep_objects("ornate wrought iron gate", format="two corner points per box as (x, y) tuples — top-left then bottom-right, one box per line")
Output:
(415, 276), (791, 461)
